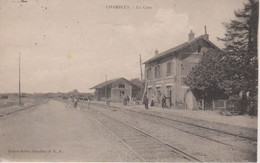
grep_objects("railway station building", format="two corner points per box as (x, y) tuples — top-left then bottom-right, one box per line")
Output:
(91, 77), (140, 102)
(143, 28), (223, 110)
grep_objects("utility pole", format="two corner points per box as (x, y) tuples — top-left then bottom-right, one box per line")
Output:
(105, 75), (107, 98)
(139, 54), (143, 102)
(19, 52), (21, 105)
(140, 54), (143, 82)
(140, 54), (147, 104)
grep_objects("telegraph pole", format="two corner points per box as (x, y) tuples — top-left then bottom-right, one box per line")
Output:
(140, 54), (144, 103)
(140, 54), (143, 82)
(105, 75), (107, 98)
(19, 52), (21, 105)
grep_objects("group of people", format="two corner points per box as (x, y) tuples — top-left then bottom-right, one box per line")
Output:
(66, 97), (90, 109)
(66, 94), (168, 110)
(105, 96), (131, 108)
(123, 96), (130, 105)
(143, 94), (167, 109)
(67, 97), (77, 108)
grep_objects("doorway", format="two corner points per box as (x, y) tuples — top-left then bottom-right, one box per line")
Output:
(166, 86), (172, 106)
(156, 87), (161, 105)
(186, 91), (193, 110)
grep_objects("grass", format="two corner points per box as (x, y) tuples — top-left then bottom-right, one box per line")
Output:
(0, 97), (47, 108)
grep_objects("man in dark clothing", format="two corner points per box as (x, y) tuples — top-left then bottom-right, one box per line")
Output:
(126, 96), (130, 104)
(162, 95), (166, 109)
(73, 97), (78, 109)
(106, 98), (110, 108)
(144, 96), (149, 109)
(150, 97), (154, 107)
(123, 97), (127, 105)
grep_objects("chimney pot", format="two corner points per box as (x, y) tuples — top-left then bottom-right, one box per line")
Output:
(189, 30), (195, 41)
(155, 49), (159, 55)
(203, 26), (209, 40)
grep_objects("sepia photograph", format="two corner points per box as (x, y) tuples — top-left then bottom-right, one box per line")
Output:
(0, 0), (258, 162)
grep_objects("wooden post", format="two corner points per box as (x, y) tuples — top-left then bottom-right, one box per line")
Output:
(19, 52), (21, 105)
(174, 58), (178, 109)
(130, 85), (132, 98)
(140, 54), (144, 104)
(105, 75), (107, 98)
(202, 99), (205, 110)
(140, 54), (143, 82)
(141, 82), (147, 103)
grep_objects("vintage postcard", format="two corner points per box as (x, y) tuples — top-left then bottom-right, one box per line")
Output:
(0, 0), (258, 162)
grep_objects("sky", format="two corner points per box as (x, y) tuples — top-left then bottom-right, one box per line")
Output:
(0, 0), (246, 93)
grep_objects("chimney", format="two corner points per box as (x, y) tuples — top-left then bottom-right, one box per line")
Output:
(155, 49), (159, 55)
(203, 25), (209, 40)
(188, 30), (195, 41)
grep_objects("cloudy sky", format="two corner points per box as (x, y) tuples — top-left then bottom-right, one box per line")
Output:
(0, 0), (246, 93)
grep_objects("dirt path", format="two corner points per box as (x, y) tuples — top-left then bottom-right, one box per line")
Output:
(0, 100), (140, 162)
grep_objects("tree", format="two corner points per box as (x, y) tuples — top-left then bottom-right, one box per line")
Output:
(130, 78), (145, 100)
(217, 0), (258, 97)
(184, 49), (228, 109)
(219, 0), (258, 55)
(185, 0), (258, 114)
(130, 78), (143, 88)
(218, 0), (258, 114)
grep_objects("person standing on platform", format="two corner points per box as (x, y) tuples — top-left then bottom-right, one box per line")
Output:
(87, 98), (91, 109)
(67, 97), (73, 108)
(73, 97), (78, 109)
(162, 95), (166, 109)
(144, 95), (149, 109)
(106, 98), (110, 108)
(126, 95), (130, 105)
(150, 97), (154, 107)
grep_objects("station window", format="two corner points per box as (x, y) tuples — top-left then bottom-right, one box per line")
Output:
(167, 62), (173, 76)
(198, 45), (201, 53)
(155, 65), (161, 78)
(118, 83), (125, 88)
(147, 68), (152, 79)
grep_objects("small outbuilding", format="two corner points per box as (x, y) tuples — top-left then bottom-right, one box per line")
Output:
(91, 77), (140, 102)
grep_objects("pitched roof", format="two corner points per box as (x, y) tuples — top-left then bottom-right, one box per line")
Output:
(90, 77), (138, 89)
(143, 35), (222, 64)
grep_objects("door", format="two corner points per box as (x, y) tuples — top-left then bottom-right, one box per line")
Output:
(156, 87), (161, 106)
(120, 91), (125, 102)
(186, 91), (193, 110)
(166, 86), (172, 106)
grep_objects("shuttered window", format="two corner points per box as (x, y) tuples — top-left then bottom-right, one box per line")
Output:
(167, 62), (173, 76)
(147, 68), (152, 79)
(155, 65), (161, 78)
(118, 83), (125, 88)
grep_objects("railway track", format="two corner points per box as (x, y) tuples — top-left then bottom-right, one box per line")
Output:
(122, 109), (257, 150)
(126, 109), (256, 141)
(90, 103), (257, 151)
(84, 107), (201, 162)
